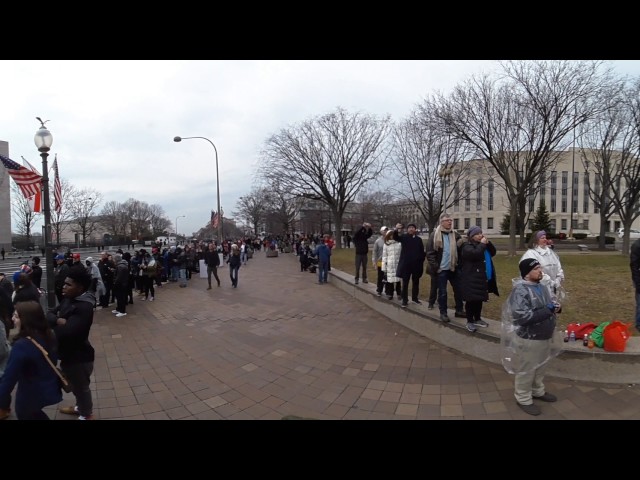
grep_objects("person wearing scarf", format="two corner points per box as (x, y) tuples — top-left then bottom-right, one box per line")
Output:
(426, 213), (465, 323)
(459, 226), (499, 332)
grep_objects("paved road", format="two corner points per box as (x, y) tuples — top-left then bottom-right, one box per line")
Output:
(3, 248), (640, 420)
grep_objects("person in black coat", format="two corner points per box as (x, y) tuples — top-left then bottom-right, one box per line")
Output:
(204, 242), (221, 289)
(392, 222), (426, 307)
(12, 273), (41, 306)
(458, 226), (499, 332)
(353, 223), (373, 284)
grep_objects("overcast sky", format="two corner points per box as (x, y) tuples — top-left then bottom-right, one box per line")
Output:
(3, 60), (640, 236)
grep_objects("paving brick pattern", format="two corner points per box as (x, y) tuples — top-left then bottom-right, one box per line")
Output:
(24, 250), (640, 420)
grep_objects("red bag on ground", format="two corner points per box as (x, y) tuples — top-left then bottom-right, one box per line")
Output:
(603, 321), (631, 352)
(567, 322), (596, 339)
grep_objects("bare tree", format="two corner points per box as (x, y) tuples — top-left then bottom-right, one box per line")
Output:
(264, 180), (300, 236)
(234, 187), (270, 236)
(259, 107), (392, 249)
(607, 78), (640, 254)
(576, 83), (627, 250)
(51, 179), (76, 246)
(357, 189), (402, 229)
(67, 188), (102, 246)
(100, 200), (128, 239)
(122, 198), (153, 240)
(426, 61), (617, 255)
(149, 204), (171, 237)
(392, 114), (474, 232)
(10, 182), (41, 243)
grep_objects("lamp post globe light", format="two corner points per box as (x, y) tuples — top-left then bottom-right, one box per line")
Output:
(34, 120), (56, 310)
(173, 136), (222, 242)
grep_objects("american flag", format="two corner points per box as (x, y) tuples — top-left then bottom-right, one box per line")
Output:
(1, 153), (42, 198)
(211, 210), (219, 229)
(53, 154), (62, 213)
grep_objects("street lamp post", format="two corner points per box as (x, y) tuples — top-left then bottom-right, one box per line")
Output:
(176, 215), (185, 242)
(34, 120), (56, 310)
(173, 136), (222, 242)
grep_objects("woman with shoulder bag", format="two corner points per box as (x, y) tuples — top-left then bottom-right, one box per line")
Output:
(0, 300), (62, 420)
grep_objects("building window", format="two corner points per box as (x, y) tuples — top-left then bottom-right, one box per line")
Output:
(487, 217), (494, 229)
(465, 180), (471, 211)
(583, 172), (589, 214)
(488, 179), (494, 211)
(464, 218), (470, 230)
(453, 218), (459, 230)
(561, 171), (568, 213)
(454, 182), (460, 210)
(572, 171), (579, 214)
(475, 218), (482, 229)
(476, 179), (482, 210)
(594, 176), (600, 214)
(583, 219), (589, 230)
(550, 171), (557, 213)
(561, 219), (567, 231)
(550, 219), (556, 234)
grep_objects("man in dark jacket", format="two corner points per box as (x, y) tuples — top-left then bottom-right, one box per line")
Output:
(47, 267), (96, 420)
(353, 222), (373, 284)
(392, 223), (426, 308)
(112, 254), (130, 317)
(204, 242), (221, 289)
(30, 256), (43, 289)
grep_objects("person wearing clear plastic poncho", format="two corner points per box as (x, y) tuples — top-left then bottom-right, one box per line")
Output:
(502, 258), (562, 416)
(520, 230), (565, 303)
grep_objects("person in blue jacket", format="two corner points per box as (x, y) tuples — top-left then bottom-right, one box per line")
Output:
(0, 300), (62, 420)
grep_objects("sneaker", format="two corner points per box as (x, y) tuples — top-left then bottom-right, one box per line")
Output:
(376, 292), (382, 297)
(111, 310), (119, 314)
(95, 306), (103, 310)
(440, 314), (450, 323)
(466, 322), (477, 333)
(454, 311), (466, 318)
(78, 415), (94, 420)
(533, 392), (557, 403)
(427, 304), (434, 310)
(475, 319), (489, 328)
(412, 299), (422, 305)
(207, 286), (212, 290)
(517, 402), (541, 416)
(140, 297), (146, 301)
(387, 295), (393, 300)
(116, 312), (127, 317)
(362, 279), (368, 284)
(355, 279), (359, 285)
(149, 297), (154, 302)
(401, 302), (408, 308)
(60, 405), (80, 416)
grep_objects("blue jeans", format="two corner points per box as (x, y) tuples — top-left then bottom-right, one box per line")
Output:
(318, 260), (328, 283)
(437, 269), (463, 314)
(230, 265), (239, 286)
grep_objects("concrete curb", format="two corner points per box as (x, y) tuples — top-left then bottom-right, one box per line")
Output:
(329, 268), (640, 385)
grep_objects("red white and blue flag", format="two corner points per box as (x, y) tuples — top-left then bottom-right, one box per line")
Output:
(1, 153), (42, 198)
(211, 210), (219, 228)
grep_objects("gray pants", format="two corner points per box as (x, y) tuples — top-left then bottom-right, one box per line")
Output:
(513, 337), (550, 405)
(61, 361), (94, 417)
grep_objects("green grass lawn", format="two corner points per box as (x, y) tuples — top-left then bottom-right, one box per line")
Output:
(329, 247), (636, 334)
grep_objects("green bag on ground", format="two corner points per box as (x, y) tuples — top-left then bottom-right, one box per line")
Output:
(590, 321), (610, 348)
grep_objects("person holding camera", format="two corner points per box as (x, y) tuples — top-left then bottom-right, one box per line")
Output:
(508, 258), (560, 416)
(458, 226), (499, 332)
(353, 222), (373, 285)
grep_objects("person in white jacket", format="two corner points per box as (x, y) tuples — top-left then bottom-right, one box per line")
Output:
(381, 229), (402, 301)
(519, 230), (565, 302)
